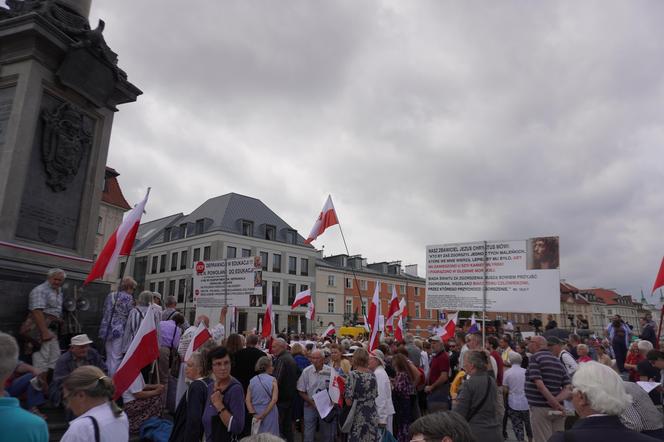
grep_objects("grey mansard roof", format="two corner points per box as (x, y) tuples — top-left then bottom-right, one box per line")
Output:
(136, 193), (313, 250)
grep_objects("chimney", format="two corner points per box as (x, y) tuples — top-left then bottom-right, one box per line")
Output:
(405, 264), (418, 277)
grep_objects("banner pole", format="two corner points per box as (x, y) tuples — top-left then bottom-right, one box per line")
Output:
(482, 240), (488, 346)
(337, 222), (366, 326)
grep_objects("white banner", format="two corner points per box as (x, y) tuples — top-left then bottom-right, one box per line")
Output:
(193, 257), (262, 308)
(426, 237), (560, 313)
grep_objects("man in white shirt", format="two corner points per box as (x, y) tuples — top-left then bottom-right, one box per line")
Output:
(370, 350), (395, 435)
(502, 352), (532, 442)
(297, 350), (335, 442)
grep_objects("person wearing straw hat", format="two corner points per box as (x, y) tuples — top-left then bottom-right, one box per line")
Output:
(50, 334), (106, 407)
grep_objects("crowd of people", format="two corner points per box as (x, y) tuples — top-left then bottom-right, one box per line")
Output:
(2, 269), (664, 442)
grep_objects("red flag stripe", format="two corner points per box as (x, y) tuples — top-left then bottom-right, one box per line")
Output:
(112, 329), (158, 400)
(653, 257), (664, 293)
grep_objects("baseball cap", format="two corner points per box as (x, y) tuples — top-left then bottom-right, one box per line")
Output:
(546, 336), (565, 346)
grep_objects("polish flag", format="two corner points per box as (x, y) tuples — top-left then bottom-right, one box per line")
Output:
(367, 281), (381, 351)
(362, 314), (370, 333)
(84, 189), (150, 285)
(439, 312), (458, 342)
(184, 322), (212, 362)
(304, 195), (339, 244)
(652, 257), (664, 293)
(305, 302), (315, 320)
(328, 368), (346, 406)
(395, 302), (407, 342)
(385, 286), (400, 332)
(323, 324), (336, 337)
(112, 304), (159, 400)
(261, 285), (273, 338)
(291, 289), (312, 309)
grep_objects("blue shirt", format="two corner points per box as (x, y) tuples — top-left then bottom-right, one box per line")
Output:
(0, 396), (48, 442)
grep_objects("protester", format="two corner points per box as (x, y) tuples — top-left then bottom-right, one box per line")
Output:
(405, 334), (422, 368)
(330, 343), (351, 375)
(122, 376), (164, 434)
(246, 356), (279, 437)
(344, 347), (378, 442)
(595, 344), (613, 368)
(204, 346), (245, 441)
(608, 317), (630, 372)
(453, 350), (502, 442)
(370, 349), (395, 436)
(503, 352), (532, 442)
(548, 361), (658, 442)
(50, 334), (106, 407)
(639, 316), (657, 348)
(272, 337), (298, 442)
(0, 332), (48, 441)
(24, 268), (65, 373)
(425, 335), (450, 412)
(121, 291), (161, 357)
(99, 277), (136, 376)
(60, 365), (128, 442)
(409, 411), (476, 442)
(459, 333), (481, 368)
(158, 312), (184, 412)
(297, 350), (335, 442)
(625, 340), (646, 382)
(621, 381), (664, 439)
(524, 336), (571, 442)
(637, 349), (664, 406)
(576, 344), (592, 363)
(169, 351), (211, 442)
(393, 353), (417, 442)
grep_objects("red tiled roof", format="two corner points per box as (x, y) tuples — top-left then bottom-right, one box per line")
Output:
(560, 281), (579, 294)
(561, 293), (589, 304)
(583, 288), (619, 305)
(102, 167), (131, 210)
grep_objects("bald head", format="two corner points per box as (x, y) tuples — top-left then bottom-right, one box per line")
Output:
(530, 336), (547, 351)
(195, 315), (210, 327)
(310, 349), (324, 370)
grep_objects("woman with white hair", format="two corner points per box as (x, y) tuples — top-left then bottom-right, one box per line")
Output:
(502, 352), (532, 442)
(548, 361), (658, 442)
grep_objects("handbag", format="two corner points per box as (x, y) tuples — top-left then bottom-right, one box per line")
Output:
(339, 371), (357, 433)
(251, 416), (261, 435)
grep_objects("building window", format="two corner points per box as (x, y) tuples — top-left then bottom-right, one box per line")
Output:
(168, 280), (176, 296)
(414, 287), (420, 296)
(260, 252), (268, 271)
(163, 227), (172, 242)
(273, 254), (281, 272)
(157, 281), (164, 295)
(178, 278), (186, 303)
(288, 283), (297, 305)
(387, 283), (393, 293)
(415, 303), (421, 318)
(360, 280), (368, 290)
(300, 284), (308, 293)
(195, 219), (205, 234)
(426, 309), (431, 319)
(361, 299), (367, 316)
(345, 278), (353, 289)
(203, 246), (211, 261)
(97, 216), (103, 234)
(328, 275), (336, 287)
(400, 284), (406, 293)
(242, 248), (251, 258)
(179, 223), (187, 239)
(149, 281), (156, 292)
(193, 248), (201, 263)
(241, 220), (253, 236)
(159, 254), (167, 273)
(301, 258), (309, 276)
(288, 256), (297, 275)
(265, 225), (276, 241)
(286, 230), (297, 244)
(345, 299), (352, 315)
(180, 251), (187, 270)
(272, 281), (281, 305)
(151, 256), (158, 274)
(170, 252), (178, 271)
(262, 281), (267, 305)
(328, 297), (335, 313)
(227, 246), (236, 259)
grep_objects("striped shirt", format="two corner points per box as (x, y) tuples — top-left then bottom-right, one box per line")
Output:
(525, 349), (570, 407)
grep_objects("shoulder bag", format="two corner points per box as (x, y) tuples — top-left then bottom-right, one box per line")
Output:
(465, 376), (492, 422)
(340, 371), (357, 433)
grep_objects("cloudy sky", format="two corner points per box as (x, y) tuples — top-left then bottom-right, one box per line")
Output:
(83, 1), (664, 302)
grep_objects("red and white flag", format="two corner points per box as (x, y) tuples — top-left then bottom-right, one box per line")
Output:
(385, 285), (400, 332)
(395, 299), (407, 342)
(328, 367), (346, 406)
(112, 304), (159, 399)
(653, 257), (664, 293)
(304, 195), (339, 244)
(184, 322), (212, 362)
(323, 324), (336, 337)
(291, 289), (312, 309)
(261, 285), (273, 338)
(367, 281), (381, 351)
(305, 302), (315, 320)
(439, 312), (458, 341)
(84, 189), (150, 285)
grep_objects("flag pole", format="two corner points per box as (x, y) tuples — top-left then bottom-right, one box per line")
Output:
(336, 221), (366, 326)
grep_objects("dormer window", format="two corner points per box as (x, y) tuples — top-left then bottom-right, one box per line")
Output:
(179, 223), (187, 239)
(195, 219), (205, 235)
(286, 229), (297, 245)
(241, 220), (254, 236)
(265, 225), (276, 241)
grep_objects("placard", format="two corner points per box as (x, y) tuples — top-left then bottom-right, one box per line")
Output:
(426, 237), (560, 313)
(193, 256), (262, 307)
